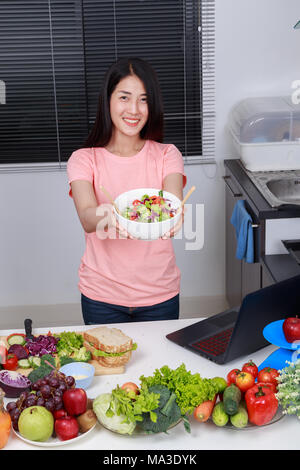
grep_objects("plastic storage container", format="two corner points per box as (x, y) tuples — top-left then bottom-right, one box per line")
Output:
(228, 96), (300, 171)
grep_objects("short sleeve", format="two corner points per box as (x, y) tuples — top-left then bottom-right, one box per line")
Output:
(67, 148), (94, 198)
(162, 144), (187, 188)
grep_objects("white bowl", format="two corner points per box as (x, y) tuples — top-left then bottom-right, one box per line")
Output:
(114, 188), (182, 241)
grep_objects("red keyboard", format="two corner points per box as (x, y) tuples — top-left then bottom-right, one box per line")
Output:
(190, 328), (234, 357)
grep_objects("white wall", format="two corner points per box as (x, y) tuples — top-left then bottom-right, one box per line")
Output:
(1, 0), (300, 310)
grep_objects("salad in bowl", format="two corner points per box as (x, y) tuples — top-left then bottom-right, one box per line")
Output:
(114, 188), (182, 240)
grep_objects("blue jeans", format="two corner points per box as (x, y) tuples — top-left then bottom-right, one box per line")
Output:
(81, 293), (179, 325)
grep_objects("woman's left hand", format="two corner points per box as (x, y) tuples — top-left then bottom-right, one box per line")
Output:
(161, 206), (186, 240)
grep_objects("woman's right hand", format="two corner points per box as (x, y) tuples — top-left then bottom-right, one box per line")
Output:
(95, 203), (135, 239)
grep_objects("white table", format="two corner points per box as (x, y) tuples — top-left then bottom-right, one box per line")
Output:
(1, 319), (299, 451)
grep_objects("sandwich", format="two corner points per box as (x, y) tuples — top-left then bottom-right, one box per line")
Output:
(83, 326), (137, 368)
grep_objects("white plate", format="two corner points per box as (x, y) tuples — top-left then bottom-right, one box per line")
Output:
(13, 422), (96, 447)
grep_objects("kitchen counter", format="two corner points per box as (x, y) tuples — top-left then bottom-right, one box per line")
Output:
(2, 319), (299, 451)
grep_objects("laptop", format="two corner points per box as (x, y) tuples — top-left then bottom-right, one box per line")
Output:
(166, 274), (300, 364)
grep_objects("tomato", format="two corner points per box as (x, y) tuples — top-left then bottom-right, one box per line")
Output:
(242, 360), (258, 379)
(257, 367), (279, 389)
(226, 368), (240, 385)
(121, 382), (140, 395)
(235, 371), (255, 392)
(132, 200), (142, 206)
(3, 353), (18, 371)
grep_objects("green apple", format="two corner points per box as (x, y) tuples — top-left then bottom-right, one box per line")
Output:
(18, 406), (54, 442)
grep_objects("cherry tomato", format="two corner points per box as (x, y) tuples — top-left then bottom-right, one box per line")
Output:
(257, 367), (279, 389)
(3, 353), (18, 371)
(235, 371), (255, 392)
(242, 360), (258, 379)
(121, 382), (140, 395)
(226, 368), (241, 385)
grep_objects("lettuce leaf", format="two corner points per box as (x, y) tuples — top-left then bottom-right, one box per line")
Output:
(88, 342), (137, 357)
(139, 363), (218, 416)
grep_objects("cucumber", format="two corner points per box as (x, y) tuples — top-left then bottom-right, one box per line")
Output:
(18, 358), (31, 369)
(223, 384), (242, 416)
(29, 356), (41, 369)
(230, 404), (248, 429)
(7, 334), (26, 346)
(212, 402), (229, 427)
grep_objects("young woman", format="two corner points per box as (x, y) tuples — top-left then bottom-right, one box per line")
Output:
(67, 57), (187, 325)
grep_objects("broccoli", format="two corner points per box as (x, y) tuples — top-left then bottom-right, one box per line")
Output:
(139, 385), (181, 433)
(40, 354), (56, 368)
(71, 347), (92, 362)
(28, 365), (53, 383)
(59, 356), (76, 367)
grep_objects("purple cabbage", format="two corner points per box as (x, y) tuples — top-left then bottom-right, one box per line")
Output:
(26, 335), (59, 357)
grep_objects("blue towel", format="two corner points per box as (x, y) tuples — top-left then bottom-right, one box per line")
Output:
(230, 200), (254, 263)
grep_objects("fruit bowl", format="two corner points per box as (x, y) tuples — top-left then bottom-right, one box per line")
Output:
(114, 188), (182, 241)
(13, 422), (96, 447)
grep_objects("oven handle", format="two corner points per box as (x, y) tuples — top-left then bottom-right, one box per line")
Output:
(223, 176), (260, 228)
(223, 175), (242, 198)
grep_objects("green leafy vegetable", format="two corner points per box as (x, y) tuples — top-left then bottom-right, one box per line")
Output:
(139, 363), (218, 415)
(28, 365), (53, 383)
(138, 385), (182, 434)
(106, 385), (160, 425)
(59, 356), (76, 367)
(40, 354), (56, 368)
(93, 393), (136, 435)
(276, 360), (300, 417)
(89, 342), (137, 358)
(54, 331), (84, 357)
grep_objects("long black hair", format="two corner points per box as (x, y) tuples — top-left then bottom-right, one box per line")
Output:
(84, 57), (164, 147)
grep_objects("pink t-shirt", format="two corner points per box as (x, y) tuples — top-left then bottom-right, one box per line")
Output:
(67, 139), (187, 307)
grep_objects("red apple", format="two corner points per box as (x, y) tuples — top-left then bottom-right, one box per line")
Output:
(283, 316), (300, 343)
(53, 409), (68, 420)
(62, 388), (87, 416)
(55, 416), (79, 441)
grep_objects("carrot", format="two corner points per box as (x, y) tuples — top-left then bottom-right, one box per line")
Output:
(193, 395), (217, 422)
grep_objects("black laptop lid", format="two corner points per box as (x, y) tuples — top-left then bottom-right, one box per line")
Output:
(166, 273), (300, 364)
(224, 273), (300, 362)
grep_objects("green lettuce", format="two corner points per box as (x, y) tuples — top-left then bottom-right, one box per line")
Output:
(139, 363), (218, 416)
(88, 342), (137, 357)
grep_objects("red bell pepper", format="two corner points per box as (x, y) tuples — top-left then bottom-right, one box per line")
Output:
(245, 383), (278, 426)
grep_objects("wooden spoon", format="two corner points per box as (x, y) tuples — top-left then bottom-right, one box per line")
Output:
(99, 185), (121, 215)
(176, 186), (196, 213)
